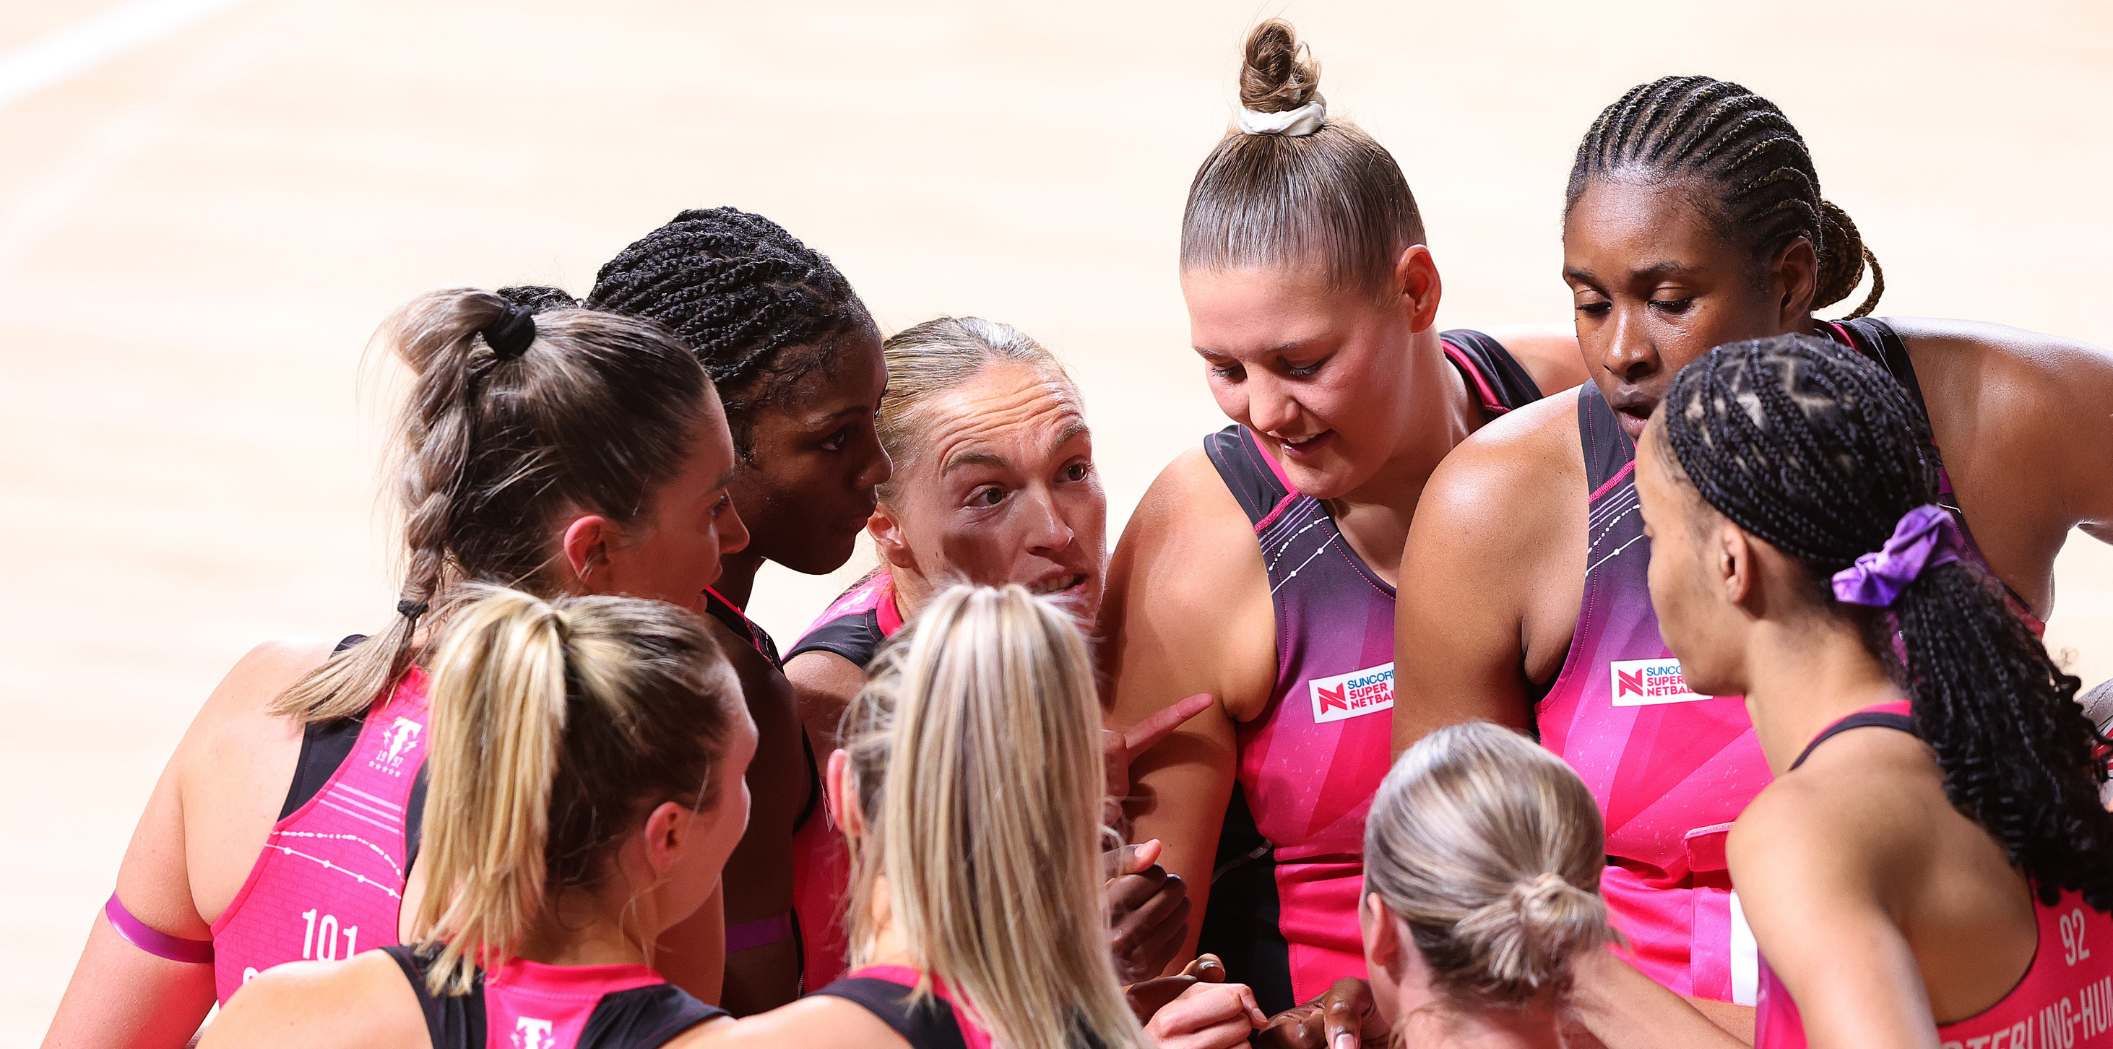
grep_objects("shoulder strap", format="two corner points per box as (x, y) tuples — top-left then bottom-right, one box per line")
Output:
(1789, 710), (1917, 772)
(578, 983), (729, 1049)
(702, 588), (783, 670)
(1439, 329), (1544, 415)
(812, 977), (971, 1049)
(382, 945), (484, 1049)
(1832, 318), (1930, 421)
(1202, 424), (1294, 530)
(278, 634), (379, 820)
(1576, 386), (1636, 495)
(785, 610), (885, 669)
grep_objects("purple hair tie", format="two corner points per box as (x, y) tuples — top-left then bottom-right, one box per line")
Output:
(1830, 504), (1964, 607)
(105, 893), (214, 964)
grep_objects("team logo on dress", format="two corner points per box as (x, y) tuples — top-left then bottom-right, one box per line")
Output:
(369, 717), (423, 774)
(512, 1018), (554, 1049)
(1309, 663), (1394, 724)
(1609, 658), (1708, 706)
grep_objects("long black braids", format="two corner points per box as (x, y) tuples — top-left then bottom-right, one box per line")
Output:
(586, 207), (872, 455)
(1567, 76), (1883, 319)
(1657, 333), (2113, 912)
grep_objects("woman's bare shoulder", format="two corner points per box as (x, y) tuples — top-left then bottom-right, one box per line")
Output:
(670, 994), (905, 1049)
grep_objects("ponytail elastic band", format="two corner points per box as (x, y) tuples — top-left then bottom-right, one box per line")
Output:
(482, 301), (537, 360)
(397, 598), (429, 620)
(1830, 504), (1964, 607)
(1238, 98), (1326, 137)
(105, 893), (213, 964)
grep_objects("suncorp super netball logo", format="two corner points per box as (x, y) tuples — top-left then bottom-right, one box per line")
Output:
(1309, 662), (1394, 724)
(1609, 658), (1709, 707)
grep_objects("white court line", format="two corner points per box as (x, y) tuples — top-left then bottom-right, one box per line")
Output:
(0, 0), (252, 111)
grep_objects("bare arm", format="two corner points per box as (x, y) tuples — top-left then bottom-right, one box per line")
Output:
(1392, 397), (1585, 757)
(1098, 450), (1276, 973)
(43, 638), (329, 1049)
(786, 650), (865, 757)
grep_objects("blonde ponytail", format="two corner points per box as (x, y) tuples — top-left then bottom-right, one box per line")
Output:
(411, 584), (740, 996)
(842, 585), (1143, 1049)
(1363, 721), (1615, 1010)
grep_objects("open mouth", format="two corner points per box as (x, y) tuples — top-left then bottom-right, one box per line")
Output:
(1029, 573), (1089, 597)
(1273, 430), (1332, 457)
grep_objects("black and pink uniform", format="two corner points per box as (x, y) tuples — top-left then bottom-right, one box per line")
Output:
(1752, 701), (2113, 1048)
(1200, 330), (1544, 1011)
(812, 964), (996, 1049)
(383, 946), (726, 1049)
(1536, 318), (2037, 1003)
(784, 571), (904, 992)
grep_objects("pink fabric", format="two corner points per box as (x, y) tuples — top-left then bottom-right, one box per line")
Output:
(210, 670), (430, 1002)
(1757, 887), (2113, 1048)
(845, 965), (995, 1049)
(105, 893), (213, 963)
(483, 958), (667, 1049)
(790, 571), (899, 992)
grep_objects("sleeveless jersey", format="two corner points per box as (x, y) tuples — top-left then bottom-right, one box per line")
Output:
(812, 965), (994, 1049)
(382, 945), (726, 1049)
(1536, 317), (2031, 1002)
(785, 571), (902, 993)
(1199, 330), (1544, 1009)
(212, 664), (431, 1003)
(1752, 702), (2113, 1048)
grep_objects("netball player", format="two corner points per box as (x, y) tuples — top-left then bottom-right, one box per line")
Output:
(782, 315), (1204, 992)
(200, 587), (755, 1049)
(1393, 75), (2113, 1034)
(588, 208), (891, 1011)
(42, 290), (748, 1049)
(696, 585), (1190, 1049)
(1634, 336), (2113, 1047)
(1101, 19), (1586, 1012)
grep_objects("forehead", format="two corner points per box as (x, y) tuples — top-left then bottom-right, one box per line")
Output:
(1181, 266), (1366, 352)
(1563, 176), (1737, 274)
(920, 362), (1085, 462)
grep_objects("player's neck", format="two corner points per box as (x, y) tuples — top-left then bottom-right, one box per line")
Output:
(1396, 992), (1565, 1049)
(515, 887), (656, 969)
(1327, 327), (1474, 584)
(1744, 617), (1902, 776)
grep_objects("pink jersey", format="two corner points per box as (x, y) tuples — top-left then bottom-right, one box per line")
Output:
(1201, 331), (1546, 1009)
(1754, 703), (2113, 1049)
(1537, 318), (2037, 1003)
(211, 669), (430, 1002)
(384, 945), (725, 1049)
(786, 571), (902, 992)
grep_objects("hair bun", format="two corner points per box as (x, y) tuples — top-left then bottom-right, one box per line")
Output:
(1239, 19), (1321, 114)
(1451, 871), (1612, 1005)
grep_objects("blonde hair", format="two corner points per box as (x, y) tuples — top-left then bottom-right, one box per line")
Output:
(273, 287), (711, 723)
(1363, 722), (1616, 1010)
(876, 316), (1075, 503)
(412, 584), (740, 995)
(840, 584), (1143, 1049)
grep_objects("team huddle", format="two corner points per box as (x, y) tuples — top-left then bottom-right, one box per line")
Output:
(41, 18), (2113, 1049)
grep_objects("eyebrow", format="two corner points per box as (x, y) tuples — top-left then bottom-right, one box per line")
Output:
(1049, 422), (1089, 456)
(942, 451), (1009, 475)
(1193, 338), (1312, 359)
(713, 467), (738, 489)
(1566, 261), (1698, 285)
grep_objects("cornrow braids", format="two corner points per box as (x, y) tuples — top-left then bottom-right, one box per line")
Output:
(1658, 334), (2113, 912)
(271, 289), (711, 723)
(586, 207), (873, 455)
(497, 284), (581, 313)
(1567, 76), (1883, 318)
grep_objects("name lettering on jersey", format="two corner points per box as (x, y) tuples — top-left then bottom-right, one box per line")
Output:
(513, 1018), (555, 1049)
(368, 717), (423, 775)
(1935, 972), (2113, 1049)
(1609, 658), (1709, 707)
(1310, 663), (1394, 724)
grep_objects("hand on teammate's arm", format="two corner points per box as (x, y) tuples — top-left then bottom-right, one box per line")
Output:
(1106, 840), (1191, 983)
(1136, 956), (1268, 1049)
(1251, 977), (1389, 1049)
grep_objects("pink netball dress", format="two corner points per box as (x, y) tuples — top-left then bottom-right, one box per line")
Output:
(785, 570), (903, 992)
(383, 945), (726, 1049)
(1536, 318), (2036, 1003)
(1200, 330), (1545, 1012)
(210, 655), (431, 1002)
(1752, 701), (2113, 1048)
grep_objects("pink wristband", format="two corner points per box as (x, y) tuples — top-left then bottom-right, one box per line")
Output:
(105, 893), (214, 964)
(724, 910), (795, 953)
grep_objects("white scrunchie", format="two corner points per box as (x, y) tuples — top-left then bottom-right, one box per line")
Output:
(1238, 98), (1326, 137)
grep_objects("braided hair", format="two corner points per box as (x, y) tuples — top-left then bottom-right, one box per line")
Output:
(272, 288), (710, 723)
(586, 207), (873, 455)
(1657, 334), (2113, 911)
(1567, 76), (1883, 319)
